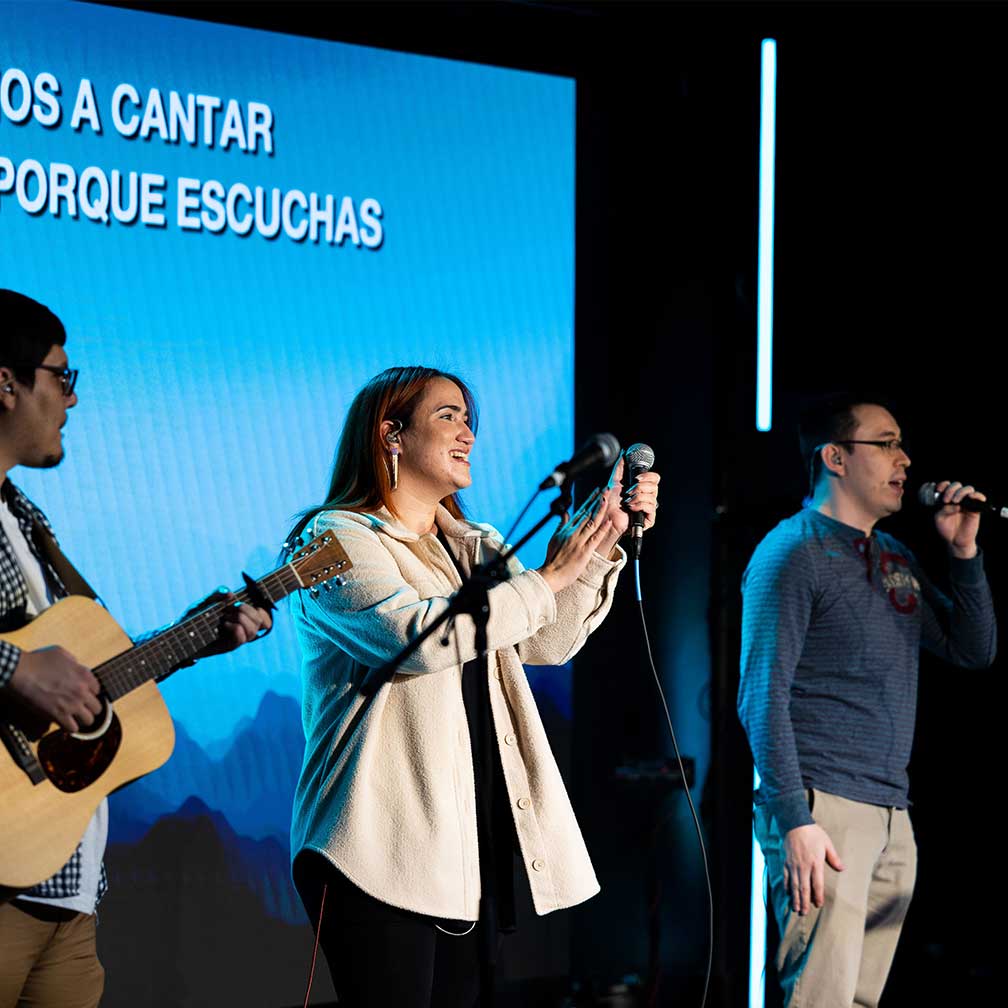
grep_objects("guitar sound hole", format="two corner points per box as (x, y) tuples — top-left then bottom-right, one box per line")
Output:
(37, 704), (123, 793)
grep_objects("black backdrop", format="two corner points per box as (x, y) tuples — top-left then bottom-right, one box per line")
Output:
(95, 2), (1008, 1005)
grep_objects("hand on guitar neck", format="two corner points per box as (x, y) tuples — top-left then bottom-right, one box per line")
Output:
(183, 590), (272, 657)
(218, 595), (273, 646)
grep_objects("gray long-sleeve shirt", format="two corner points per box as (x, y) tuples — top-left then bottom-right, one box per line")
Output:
(738, 507), (997, 834)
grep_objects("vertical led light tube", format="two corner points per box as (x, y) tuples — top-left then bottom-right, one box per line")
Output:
(756, 37), (777, 432)
(750, 35), (778, 1008)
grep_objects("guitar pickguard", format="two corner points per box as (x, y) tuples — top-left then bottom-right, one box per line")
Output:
(36, 711), (123, 793)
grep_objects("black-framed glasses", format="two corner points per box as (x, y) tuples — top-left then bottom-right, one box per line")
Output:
(36, 365), (79, 397)
(834, 438), (907, 454)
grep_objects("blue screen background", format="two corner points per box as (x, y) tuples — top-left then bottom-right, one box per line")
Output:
(3, 0), (574, 956)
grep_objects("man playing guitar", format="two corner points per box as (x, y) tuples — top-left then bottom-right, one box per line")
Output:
(0, 289), (273, 1008)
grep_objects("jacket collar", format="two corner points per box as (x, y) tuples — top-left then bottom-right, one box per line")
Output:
(349, 504), (487, 544)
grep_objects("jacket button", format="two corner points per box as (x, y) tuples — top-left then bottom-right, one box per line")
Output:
(517, 797), (531, 811)
(504, 733), (517, 746)
(531, 858), (545, 872)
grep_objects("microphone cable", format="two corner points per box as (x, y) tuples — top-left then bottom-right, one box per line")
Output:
(634, 555), (713, 1008)
(300, 881), (328, 1008)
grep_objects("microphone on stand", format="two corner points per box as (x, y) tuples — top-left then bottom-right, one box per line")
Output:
(623, 443), (655, 560)
(917, 482), (1008, 519)
(539, 433), (621, 491)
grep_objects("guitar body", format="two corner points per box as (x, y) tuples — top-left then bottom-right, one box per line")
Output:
(0, 597), (175, 889)
(0, 528), (349, 895)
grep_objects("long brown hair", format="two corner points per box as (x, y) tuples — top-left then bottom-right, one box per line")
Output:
(286, 366), (478, 548)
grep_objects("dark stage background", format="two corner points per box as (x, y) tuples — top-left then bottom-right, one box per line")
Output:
(82, 1), (1008, 1005)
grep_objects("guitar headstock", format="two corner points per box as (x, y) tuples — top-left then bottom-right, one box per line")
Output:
(286, 531), (353, 592)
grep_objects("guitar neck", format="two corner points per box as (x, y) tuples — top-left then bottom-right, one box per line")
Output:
(95, 566), (301, 701)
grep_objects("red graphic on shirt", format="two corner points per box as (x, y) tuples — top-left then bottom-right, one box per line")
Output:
(879, 550), (919, 614)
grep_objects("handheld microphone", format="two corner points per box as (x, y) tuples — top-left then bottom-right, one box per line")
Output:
(917, 482), (1008, 519)
(623, 443), (655, 560)
(539, 433), (621, 491)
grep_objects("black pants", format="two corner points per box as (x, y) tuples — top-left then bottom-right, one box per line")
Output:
(293, 852), (487, 1008)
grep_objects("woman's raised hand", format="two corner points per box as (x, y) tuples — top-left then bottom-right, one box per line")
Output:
(538, 488), (615, 593)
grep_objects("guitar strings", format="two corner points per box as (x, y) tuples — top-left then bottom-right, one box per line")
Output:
(93, 563), (309, 698)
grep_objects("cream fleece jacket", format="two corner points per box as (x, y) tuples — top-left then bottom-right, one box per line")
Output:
(290, 504), (625, 921)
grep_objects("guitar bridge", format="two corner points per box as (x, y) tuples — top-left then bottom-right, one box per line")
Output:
(0, 721), (46, 785)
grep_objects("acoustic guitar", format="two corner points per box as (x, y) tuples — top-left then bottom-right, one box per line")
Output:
(0, 530), (350, 894)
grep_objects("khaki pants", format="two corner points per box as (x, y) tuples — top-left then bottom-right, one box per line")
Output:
(0, 902), (104, 1008)
(754, 789), (917, 1008)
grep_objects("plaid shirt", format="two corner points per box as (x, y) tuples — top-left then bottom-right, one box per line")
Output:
(0, 479), (108, 902)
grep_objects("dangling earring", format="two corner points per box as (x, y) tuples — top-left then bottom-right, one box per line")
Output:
(389, 443), (400, 490)
(386, 420), (403, 491)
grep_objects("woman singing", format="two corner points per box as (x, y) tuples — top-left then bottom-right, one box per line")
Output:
(286, 366), (659, 1007)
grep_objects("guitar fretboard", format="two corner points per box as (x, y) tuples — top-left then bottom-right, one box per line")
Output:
(95, 566), (303, 700)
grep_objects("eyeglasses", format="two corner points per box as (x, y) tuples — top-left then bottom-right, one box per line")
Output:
(834, 438), (907, 454)
(36, 365), (79, 397)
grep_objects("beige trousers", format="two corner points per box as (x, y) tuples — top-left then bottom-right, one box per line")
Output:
(754, 789), (917, 1008)
(0, 902), (104, 1008)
